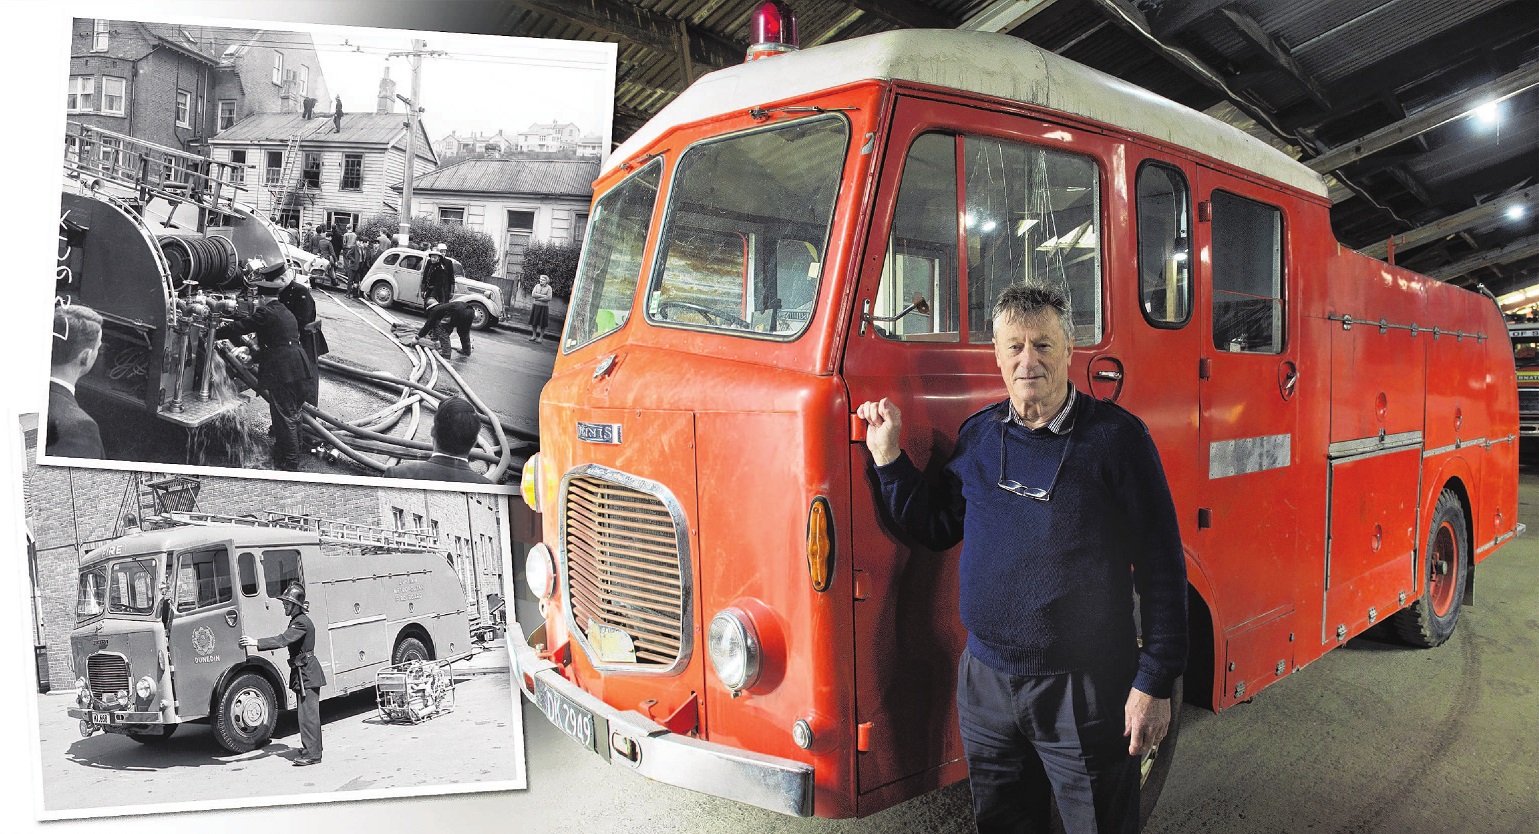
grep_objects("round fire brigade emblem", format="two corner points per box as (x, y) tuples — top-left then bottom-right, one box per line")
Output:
(192, 626), (217, 656)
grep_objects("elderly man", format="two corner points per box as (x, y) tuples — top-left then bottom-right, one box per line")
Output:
(47, 303), (105, 458)
(856, 282), (1186, 834)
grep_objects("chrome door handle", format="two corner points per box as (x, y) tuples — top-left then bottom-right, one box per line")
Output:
(1093, 370), (1123, 381)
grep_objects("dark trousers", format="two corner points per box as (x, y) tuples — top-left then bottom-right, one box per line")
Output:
(267, 380), (306, 470)
(419, 305), (471, 355)
(957, 649), (1140, 834)
(296, 686), (322, 759)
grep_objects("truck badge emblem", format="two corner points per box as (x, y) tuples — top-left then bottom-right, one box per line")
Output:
(577, 421), (623, 445)
(192, 626), (216, 656)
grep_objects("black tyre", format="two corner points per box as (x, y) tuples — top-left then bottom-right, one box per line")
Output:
(126, 724), (178, 744)
(369, 281), (396, 307)
(392, 635), (431, 665)
(468, 302), (491, 330)
(1391, 488), (1468, 647)
(212, 672), (277, 754)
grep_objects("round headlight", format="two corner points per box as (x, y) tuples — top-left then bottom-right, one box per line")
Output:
(136, 676), (157, 701)
(519, 454), (543, 513)
(524, 543), (555, 601)
(707, 608), (761, 693)
(75, 677), (90, 707)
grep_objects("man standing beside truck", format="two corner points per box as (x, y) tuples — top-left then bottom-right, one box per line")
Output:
(856, 283), (1187, 834)
(239, 584), (326, 766)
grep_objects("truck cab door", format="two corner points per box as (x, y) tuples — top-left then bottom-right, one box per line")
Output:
(1192, 168), (1302, 705)
(842, 95), (1118, 797)
(165, 542), (237, 720)
(234, 548), (306, 694)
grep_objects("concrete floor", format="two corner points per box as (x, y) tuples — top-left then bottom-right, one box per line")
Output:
(509, 466), (1539, 833)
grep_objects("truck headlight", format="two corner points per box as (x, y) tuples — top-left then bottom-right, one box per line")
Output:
(520, 454), (542, 513)
(525, 543), (555, 601)
(136, 676), (157, 701)
(75, 677), (90, 707)
(707, 608), (761, 694)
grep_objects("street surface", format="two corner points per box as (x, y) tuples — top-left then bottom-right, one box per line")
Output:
(38, 645), (522, 816)
(507, 468), (1539, 833)
(91, 289), (557, 483)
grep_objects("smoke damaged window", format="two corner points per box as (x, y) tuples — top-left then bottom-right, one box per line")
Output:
(341, 153), (363, 190)
(1211, 190), (1284, 353)
(229, 150), (246, 184)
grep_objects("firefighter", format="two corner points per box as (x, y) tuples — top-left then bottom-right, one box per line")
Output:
(216, 261), (314, 471)
(260, 259), (328, 407)
(857, 282), (1186, 834)
(410, 298), (474, 358)
(239, 584), (326, 766)
(421, 244), (454, 306)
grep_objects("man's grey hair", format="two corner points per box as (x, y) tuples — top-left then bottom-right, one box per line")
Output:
(992, 282), (1074, 343)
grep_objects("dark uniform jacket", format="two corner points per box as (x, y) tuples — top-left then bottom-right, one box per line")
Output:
(46, 381), (103, 458)
(256, 611), (328, 691)
(279, 281), (329, 358)
(421, 258), (455, 305)
(384, 454), (492, 484)
(216, 298), (314, 390)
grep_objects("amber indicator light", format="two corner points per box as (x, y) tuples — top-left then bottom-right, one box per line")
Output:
(807, 496), (835, 592)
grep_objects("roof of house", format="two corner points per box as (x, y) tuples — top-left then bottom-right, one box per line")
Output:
(134, 22), (221, 66)
(521, 121), (580, 135)
(397, 157), (599, 198)
(209, 112), (438, 161)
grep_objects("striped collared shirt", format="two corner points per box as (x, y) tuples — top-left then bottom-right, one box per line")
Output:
(1003, 384), (1078, 434)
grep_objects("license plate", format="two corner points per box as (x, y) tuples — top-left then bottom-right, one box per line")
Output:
(92, 711), (113, 725)
(534, 677), (607, 758)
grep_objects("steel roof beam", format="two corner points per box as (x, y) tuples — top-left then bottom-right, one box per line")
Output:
(1361, 184), (1539, 259)
(1425, 233), (1539, 281)
(504, 0), (744, 71)
(1146, 0), (1231, 39)
(1307, 61), (1539, 174)
(1216, 7), (1330, 110)
(959, 0), (1063, 34)
(845, 0), (958, 31)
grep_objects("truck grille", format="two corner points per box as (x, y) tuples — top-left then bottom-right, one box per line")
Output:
(562, 473), (687, 670)
(1519, 389), (1539, 415)
(87, 653), (130, 699)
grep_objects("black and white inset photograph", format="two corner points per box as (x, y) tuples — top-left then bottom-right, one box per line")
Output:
(47, 16), (614, 486)
(19, 415), (530, 819)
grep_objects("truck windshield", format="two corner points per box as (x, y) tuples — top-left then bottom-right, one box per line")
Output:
(564, 160), (663, 351)
(77, 556), (161, 622)
(643, 116), (848, 340)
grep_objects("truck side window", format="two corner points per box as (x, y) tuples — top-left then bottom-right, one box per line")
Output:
(1211, 191), (1284, 353)
(875, 132), (959, 341)
(238, 552), (259, 597)
(964, 136), (1102, 345)
(262, 549), (303, 599)
(565, 159), (662, 351)
(1137, 162), (1192, 327)
(174, 548), (232, 612)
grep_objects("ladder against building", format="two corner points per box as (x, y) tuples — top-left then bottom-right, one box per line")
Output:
(63, 121), (246, 228)
(151, 510), (448, 556)
(269, 123), (327, 223)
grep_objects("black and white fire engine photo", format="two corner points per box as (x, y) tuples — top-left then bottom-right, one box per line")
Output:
(20, 413), (527, 818)
(45, 15), (615, 487)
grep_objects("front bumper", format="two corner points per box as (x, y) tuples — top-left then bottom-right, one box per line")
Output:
(512, 620), (815, 817)
(67, 707), (167, 726)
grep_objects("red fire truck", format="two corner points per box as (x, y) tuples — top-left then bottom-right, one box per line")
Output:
(513, 12), (1521, 822)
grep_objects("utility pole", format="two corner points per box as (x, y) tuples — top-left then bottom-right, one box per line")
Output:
(391, 39), (446, 247)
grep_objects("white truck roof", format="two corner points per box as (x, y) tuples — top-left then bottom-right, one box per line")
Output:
(606, 29), (1328, 199)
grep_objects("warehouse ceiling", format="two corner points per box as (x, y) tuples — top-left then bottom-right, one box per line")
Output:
(488, 0), (1539, 298)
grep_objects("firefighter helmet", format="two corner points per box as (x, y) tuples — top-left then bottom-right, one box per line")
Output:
(277, 584), (307, 609)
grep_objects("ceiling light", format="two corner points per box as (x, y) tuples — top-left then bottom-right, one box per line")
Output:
(1507, 204), (1527, 221)
(1472, 101), (1502, 126)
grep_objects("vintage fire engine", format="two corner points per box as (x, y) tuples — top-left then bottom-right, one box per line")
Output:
(514, 6), (1521, 821)
(1506, 321), (1539, 440)
(59, 122), (286, 429)
(68, 512), (471, 752)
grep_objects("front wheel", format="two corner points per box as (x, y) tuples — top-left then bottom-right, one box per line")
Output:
(212, 672), (277, 753)
(1391, 488), (1468, 647)
(369, 281), (396, 307)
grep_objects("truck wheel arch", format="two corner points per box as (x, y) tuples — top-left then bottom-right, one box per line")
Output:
(208, 658), (289, 716)
(393, 625), (435, 662)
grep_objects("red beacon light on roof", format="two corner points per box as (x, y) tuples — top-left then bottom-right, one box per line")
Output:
(746, 1), (799, 62)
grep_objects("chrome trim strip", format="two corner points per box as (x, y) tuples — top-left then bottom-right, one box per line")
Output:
(558, 463), (695, 677)
(1209, 433), (1291, 479)
(1422, 437), (1486, 458)
(1327, 431), (1422, 460)
(512, 621), (814, 816)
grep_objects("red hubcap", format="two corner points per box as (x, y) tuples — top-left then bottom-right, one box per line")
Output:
(1428, 521), (1458, 617)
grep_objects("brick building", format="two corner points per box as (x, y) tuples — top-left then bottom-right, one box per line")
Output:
(211, 28), (332, 132)
(22, 426), (505, 692)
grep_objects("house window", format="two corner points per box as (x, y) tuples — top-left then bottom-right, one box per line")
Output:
(412, 513), (424, 530)
(430, 520), (440, 542)
(265, 150), (284, 186)
(175, 90), (192, 128)
(101, 77), (125, 116)
(272, 51), (284, 86)
(341, 153), (363, 190)
(439, 207), (466, 225)
(217, 100), (236, 131)
(91, 19), (109, 52)
(67, 76), (94, 112)
(229, 150), (247, 184)
(391, 507), (405, 530)
(326, 211), (359, 230)
(300, 65), (309, 96)
(574, 212), (589, 244)
(302, 151), (322, 188)
(504, 209), (535, 279)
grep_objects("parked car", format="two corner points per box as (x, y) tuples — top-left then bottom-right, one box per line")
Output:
(279, 242), (324, 287)
(362, 247), (504, 329)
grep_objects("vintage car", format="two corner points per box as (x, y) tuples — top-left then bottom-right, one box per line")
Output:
(362, 246), (504, 329)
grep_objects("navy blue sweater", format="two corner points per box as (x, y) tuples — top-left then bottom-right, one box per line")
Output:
(875, 393), (1187, 698)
